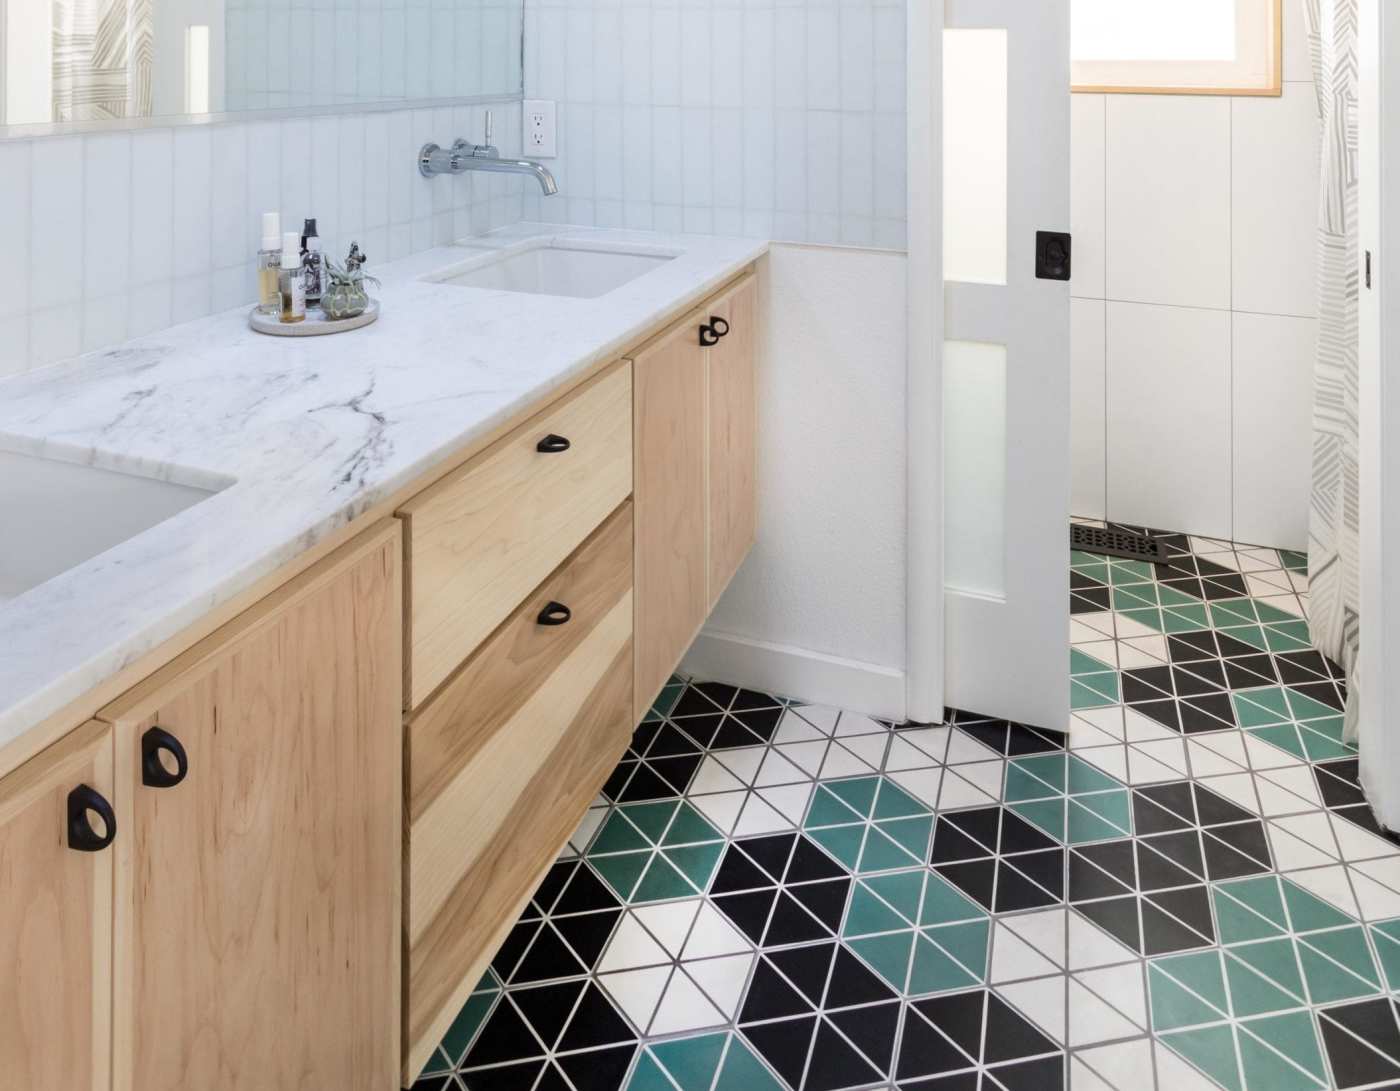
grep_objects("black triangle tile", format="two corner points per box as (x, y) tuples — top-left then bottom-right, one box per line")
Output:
(829, 1001), (902, 1073)
(672, 687), (730, 718)
(987, 1055), (1065, 1091)
(895, 1008), (979, 1080)
(994, 862), (1062, 913)
(1073, 897), (1142, 954)
(788, 834), (851, 883)
(765, 890), (836, 945)
(555, 865), (622, 914)
(616, 762), (682, 802)
(1135, 839), (1204, 891)
(674, 713), (724, 749)
(1005, 724), (1066, 756)
(742, 957), (818, 1022)
(738, 833), (799, 883)
(531, 861), (577, 915)
(1002, 848), (1064, 899)
(645, 753), (702, 795)
(911, 991), (986, 1061)
(805, 1020), (885, 1091)
(1320, 998), (1400, 1074)
(825, 945), (900, 1009)
(491, 920), (540, 981)
(511, 921), (588, 983)
(1121, 667), (1175, 702)
(733, 705), (784, 739)
(734, 687), (785, 711)
(1201, 827), (1272, 880)
(458, 1060), (543, 1090)
(1137, 830), (1205, 879)
(1172, 661), (1226, 696)
(1134, 783), (1196, 826)
(554, 1043), (636, 1091)
(552, 910), (620, 970)
(601, 761), (638, 802)
(643, 724), (702, 757)
(1072, 839), (1135, 887)
(1192, 785), (1257, 827)
(713, 844), (778, 894)
(710, 718), (770, 750)
(1141, 892), (1214, 956)
(693, 681), (739, 708)
(1069, 849), (1136, 902)
(557, 983), (634, 1052)
(788, 878), (851, 933)
(769, 941), (839, 1006)
(999, 811), (1059, 855)
(1133, 698), (1184, 733)
(742, 1016), (819, 1089)
(463, 994), (550, 1066)
(714, 889), (778, 945)
(957, 722), (1013, 756)
(532, 1062), (576, 1091)
(1179, 693), (1236, 733)
(931, 820), (996, 865)
(945, 808), (1003, 854)
(934, 859), (997, 911)
(1224, 658), (1280, 689)
(510, 981), (586, 1052)
(983, 991), (1059, 1064)
(1168, 631), (1219, 662)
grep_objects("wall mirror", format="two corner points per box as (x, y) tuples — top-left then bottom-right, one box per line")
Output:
(0, 0), (523, 133)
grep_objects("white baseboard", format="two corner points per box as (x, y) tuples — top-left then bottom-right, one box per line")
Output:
(681, 630), (907, 722)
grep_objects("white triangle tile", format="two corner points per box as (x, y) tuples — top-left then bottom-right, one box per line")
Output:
(956, 759), (1007, 797)
(937, 770), (999, 810)
(1245, 569), (1295, 595)
(839, 733), (890, 770)
(1185, 740), (1246, 778)
(1348, 870), (1400, 921)
(1074, 964), (1147, 1029)
(600, 915), (672, 972)
(835, 712), (886, 737)
(1077, 1038), (1155, 1091)
(634, 900), (700, 959)
(946, 730), (1001, 765)
(1255, 592), (1305, 618)
(1076, 746), (1129, 783)
(1266, 823), (1339, 872)
(819, 743), (876, 779)
(1075, 611), (1118, 640)
(1068, 979), (1141, 1047)
(1068, 911), (1140, 970)
(791, 704), (840, 733)
(1329, 814), (1400, 863)
(990, 924), (1061, 983)
(1069, 1058), (1116, 1091)
(1120, 634), (1170, 664)
(1190, 730), (1250, 770)
(1076, 706), (1127, 741)
(732, 793), (792, 836)
(1269, 812), (1340, 857)
(684, 953), (754, 1019)
(1191, 534), (1234, 555)
(900, 726), (951, 763)
(777, 740), (829, 776)
(1078, 640), (1119, 668)
(649, 969), (726, 1034)
(1122, 708), (1178, 743)
(1002, 908), (1066, 968)
(568, 807), (608, 854)
(1115, 644), (1165, 671)
(1244, 734), (1305, 770)
(1131, 738), (1187, 774)
(1072, 618), (1111, 645)
(1154, 1037), (1226, 1091)
(1351, 855), (1400, 896)
(1069, 718), (1123, 751)
(689, 756), (747, 795)
(774, 710), (828, 744)
(1290, 571), (1309, 593)
(1283, 865), (1360, 918)
(887, 737), (940, 772)
(1191, 773), (1259, 815)
(682, 904), (751, 960)
(1113, 613), (1161, 640)
(997, 977), (1066, 1044)
(1254, 778), (1318, 817)
(688, 791), (745, 835)
(598, 966), (671, 1032)
(714, 746), (765, 785)
(757, 783), (815, 825)
(1125, 748), (1186, 785)
(889, 767), (944, 809)
(754, 748), (809, 788)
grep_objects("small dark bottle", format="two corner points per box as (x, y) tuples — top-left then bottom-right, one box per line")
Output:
(301, 218), (324, 304)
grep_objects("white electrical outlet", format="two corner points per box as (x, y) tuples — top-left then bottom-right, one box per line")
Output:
(523, 99), (557, 159)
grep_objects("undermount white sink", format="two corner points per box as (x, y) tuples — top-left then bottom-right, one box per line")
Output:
(426, 242), (677, 298)
(0, 450), (230, 604)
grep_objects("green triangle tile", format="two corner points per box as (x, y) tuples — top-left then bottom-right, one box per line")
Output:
(1072, 679), (1111, 710)
(1162, 604), (1210, 632)
(1299, 715), (1346, 744)
(1068, 793), (1132, 841)
(714, 1036), (785, 1091)
(1072, 648), (1115, 676)
(625, 801), (679, 844)
(863, 870), (925, 924)
(1110, 558), (1155, 584)
(1297, 728), (1354, 762)
(1067, 805), (1129, 845)
(1010, 799), (1065, 842)
(419, 1046), (455, 1076)
(1297, 941), (1378, 1004)
(1282, 880), (1354, 933)
(909, 934), (980, 995)
(1236, 1027), (1325, 1091)
(924, 919), (989, 979)
(844, 884), (912, 937)
(808, 823), (865, 869)
(1248, 724), (1308, 762)
(1227, 939), (1305, 1001)
(1160, 1026), (1243, 1091)
(1285, 690), (1339, 722)
(666, 842), (724, 891)
(627, 1051), (679, 1091)
(1114, 584), (1160, 611)
(1279, 550), (1308, 573)
(1220, 623), (1269, 651)
(591, 812), (653, 854)
(647, 683), (686, 723)
(1300, 927), (1380, 988)
(1212, 600), (1262, 626)
(1253, 599), (1300, 624)
(806, 786), (866, 828)
(1264, 626), (1312, 654)
(1120, 606), (1167, 632)
(859, 824), (922, 872)
(473, 968), (501, 994)
(873, 779), (930, 820)
(633, 854), (696, 902)
(1150, 952), (1229, 1028)
(651, 1033), (728, 1091)
(920, 873), (985, 926)
(663, 803), (722, 846)
(878, 814), (934, 858)
(1013, 754), (1067, 793)
(1374, 917), (1400, 940)
(1241, 1010), (1329, 1083)
(1232, 687), (1290, 727)
(1005, 763), (1058, 803)
(1224, 951), (1304, 1017)
(1214, 883), (1288, 944)
(439, 991), (497, 1064)
(1372, 925), (1400, 990)
(592, 850), (651, 899)
(1068, 757), (1123, 795)
(827, 776), (881, 818)
(1158, 584), (1202, 609)
(850, 932), (915, 991)
(1081, 671), (1122, 703)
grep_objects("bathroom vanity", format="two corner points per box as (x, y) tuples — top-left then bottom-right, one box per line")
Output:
(0, 227), (763, 1090)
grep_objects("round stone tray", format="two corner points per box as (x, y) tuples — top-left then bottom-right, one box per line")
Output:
(249, 299), (379, 337)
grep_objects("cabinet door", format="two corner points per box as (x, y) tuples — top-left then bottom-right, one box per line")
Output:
(706, 274), (759, 605)
(0, 720), (114, 1091)
(104, 522), (402, 1091)
(633, 312), (710, 720)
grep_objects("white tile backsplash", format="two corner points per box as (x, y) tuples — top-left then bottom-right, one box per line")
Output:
(0, 100), (528, 378)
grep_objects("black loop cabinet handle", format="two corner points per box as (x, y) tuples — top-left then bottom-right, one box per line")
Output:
(537, 434), (571, 454)
(709, 316), (730, 338)
(141, 726), (189, 789)
(698, 323), (720, 347)
(67, 785), (116, 852)
(537, 601), (573, 626)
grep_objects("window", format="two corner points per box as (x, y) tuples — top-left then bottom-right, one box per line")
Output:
(1071, 0), (1282, 96)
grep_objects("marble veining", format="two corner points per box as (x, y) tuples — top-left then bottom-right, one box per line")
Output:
(0, 224), (767, 754)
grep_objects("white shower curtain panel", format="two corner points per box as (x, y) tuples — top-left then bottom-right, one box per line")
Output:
(51, 0), (153, 122)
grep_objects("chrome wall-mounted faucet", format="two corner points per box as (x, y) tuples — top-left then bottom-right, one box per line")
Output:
(418, 110), (559, 195)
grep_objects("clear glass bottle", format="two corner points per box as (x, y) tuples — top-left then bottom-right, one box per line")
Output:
(256, 212), (281, 316)
(278, 231), (306, 323)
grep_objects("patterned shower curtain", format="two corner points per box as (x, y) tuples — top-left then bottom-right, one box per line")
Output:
(1303, 0), (1362, 744)
(51, 0), (153, 122)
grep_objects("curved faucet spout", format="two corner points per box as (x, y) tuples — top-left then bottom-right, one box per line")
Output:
(462, 155), (559, 195)
(418, 111), (560, 195)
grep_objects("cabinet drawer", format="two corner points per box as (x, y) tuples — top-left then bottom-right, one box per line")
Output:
(398, 362), (633, 708)
(403, 503), (634, 1078)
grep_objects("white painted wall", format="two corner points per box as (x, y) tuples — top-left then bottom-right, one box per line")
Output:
(683, 244), (908, 718)
(1071, 0), (1321, 549)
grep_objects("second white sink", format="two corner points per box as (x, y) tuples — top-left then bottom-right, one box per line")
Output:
(426, 241), (676, 298)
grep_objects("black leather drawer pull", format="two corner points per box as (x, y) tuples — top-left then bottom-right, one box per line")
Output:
(537, 601), (572, 626)
(537, 434), (571, 453)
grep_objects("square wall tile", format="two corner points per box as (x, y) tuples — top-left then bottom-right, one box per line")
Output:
(1232, 86), (1320, 319)
(1071, 94), (1106, 301)
(1232, 313), (1317, 550)
(1106, 96), (1231, 311)
(1106, 301), (1233, 540)
(1072, 298), (1107, 520)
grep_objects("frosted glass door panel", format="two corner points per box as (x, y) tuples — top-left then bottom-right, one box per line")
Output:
(944, 341), (1007, 599)
(943, 29), (1008, 286)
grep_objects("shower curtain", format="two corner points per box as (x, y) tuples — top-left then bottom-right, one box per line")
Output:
(1303, 0), (1362, 744)
(51, 0), (153, 121)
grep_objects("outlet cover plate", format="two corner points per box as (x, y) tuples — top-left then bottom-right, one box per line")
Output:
(523, 99), (557, 159)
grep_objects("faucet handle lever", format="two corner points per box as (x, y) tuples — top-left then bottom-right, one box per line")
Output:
(483, 110), (494, 148)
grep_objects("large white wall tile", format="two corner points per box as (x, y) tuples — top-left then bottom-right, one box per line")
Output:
(1232, 313), (1317, 549)
(1071, 298), (1107, 520)
(1106, 302), (1233, 539)
(1232, 85), (1320, 318)
(1106, 96), (1231, 310)
(1071, 93), (1106, 300)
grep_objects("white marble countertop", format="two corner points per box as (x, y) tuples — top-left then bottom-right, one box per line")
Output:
(0, 224), (767, 752)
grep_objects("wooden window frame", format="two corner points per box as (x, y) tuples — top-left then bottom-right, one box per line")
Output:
(1071, 0), (1283, 98)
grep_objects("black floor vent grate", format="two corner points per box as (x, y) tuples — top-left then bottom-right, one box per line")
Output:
(1070, 523), (1170, 564)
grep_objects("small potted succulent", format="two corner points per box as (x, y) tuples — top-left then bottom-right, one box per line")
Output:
(321, 243), (380, 321)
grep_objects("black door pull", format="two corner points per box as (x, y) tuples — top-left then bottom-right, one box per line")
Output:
(67, 785), (117, 852)
(537, 434), (571, 454)
(699, 323), (720, 347)
(537, 601), (573, 626)
(141, 726), (189, 788)
(1035, 231), (1072, 281)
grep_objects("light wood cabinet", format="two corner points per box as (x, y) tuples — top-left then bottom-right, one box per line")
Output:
(0, 720), (113, 1091)
(100, 521), (403, 1091)
(707, 274), (759, 606)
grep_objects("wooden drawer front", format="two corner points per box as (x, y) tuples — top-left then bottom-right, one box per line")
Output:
(399, 362), (633, 708)
(404, 504), (634, 1078)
